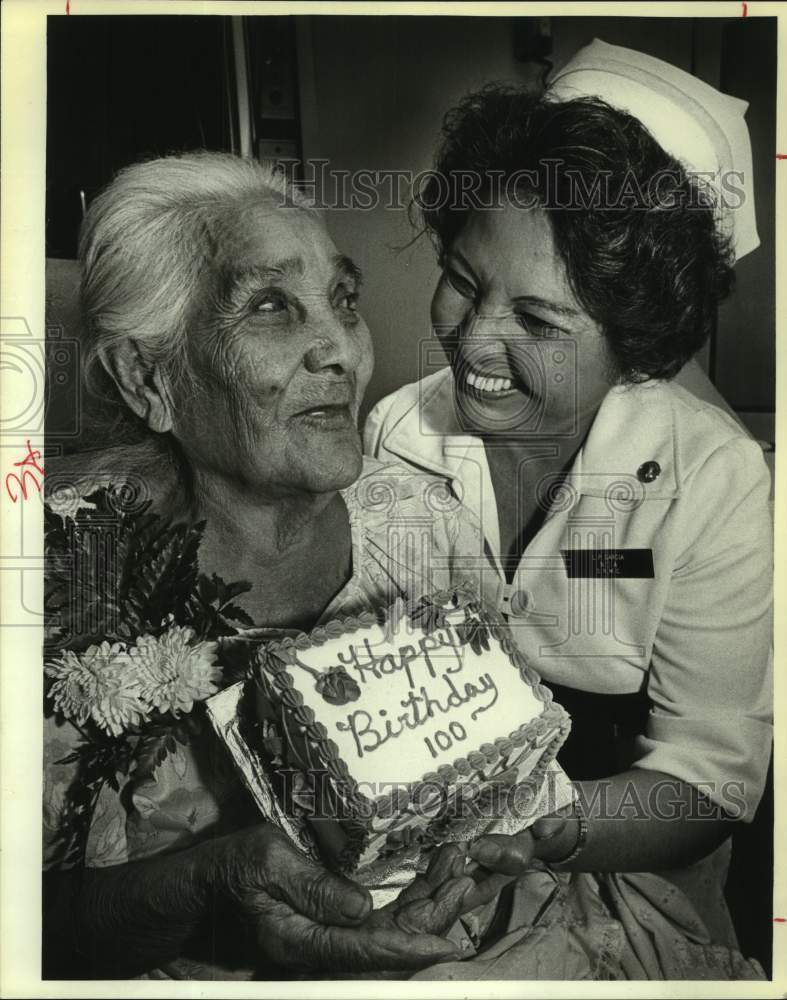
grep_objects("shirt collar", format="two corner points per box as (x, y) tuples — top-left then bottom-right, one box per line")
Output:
(377, 367), (479, 481)
(379, 368), (680, 500)
(571, 381), (680, 499)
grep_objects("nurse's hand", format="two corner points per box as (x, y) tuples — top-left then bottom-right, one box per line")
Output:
(468, 812), (579, 875)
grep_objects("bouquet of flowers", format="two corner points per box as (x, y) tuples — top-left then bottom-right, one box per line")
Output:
(44, 484), (255, 866)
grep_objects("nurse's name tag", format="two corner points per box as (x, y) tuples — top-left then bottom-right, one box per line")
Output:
(561, 548), (654, 579)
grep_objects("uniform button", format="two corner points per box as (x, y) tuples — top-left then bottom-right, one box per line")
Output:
(509, 589), (534, 617)
(637, 461), (661, 483)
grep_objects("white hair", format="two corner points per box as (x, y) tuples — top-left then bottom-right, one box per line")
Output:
(79, 151), (314, 405)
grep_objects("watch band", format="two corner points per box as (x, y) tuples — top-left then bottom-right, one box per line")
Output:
(550, 802), (589, 867)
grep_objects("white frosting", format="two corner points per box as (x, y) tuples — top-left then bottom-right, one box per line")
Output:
(291, 613), (544, 790)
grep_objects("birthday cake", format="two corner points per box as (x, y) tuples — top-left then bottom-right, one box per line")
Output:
(253, 585), (570, 872)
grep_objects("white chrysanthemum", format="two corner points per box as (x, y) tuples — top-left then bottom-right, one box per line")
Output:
(132, 625), (220, 716)
(46, 642), (147, 737)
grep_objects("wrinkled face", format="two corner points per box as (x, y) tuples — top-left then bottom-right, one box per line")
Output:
(431, 203), (617, 437)
(174, 200), (373, 497)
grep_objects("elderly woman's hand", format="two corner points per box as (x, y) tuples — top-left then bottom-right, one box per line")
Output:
(45, 822), (473, 979)
(218, 825), (467, 973)
(364, 842), (504, 935)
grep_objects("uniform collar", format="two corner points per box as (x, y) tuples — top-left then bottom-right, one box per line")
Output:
(380, 367), (681, 500)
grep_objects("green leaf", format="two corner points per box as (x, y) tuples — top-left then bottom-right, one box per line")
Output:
(223, 579), (254, 601)
(198, 575), (217, 604)
(133, 735), (167, 781)
(173, 726), (189, 746)
(183, 712), (203, 736)
(213, 574), (227, 606)
(221, 603), (254, 627)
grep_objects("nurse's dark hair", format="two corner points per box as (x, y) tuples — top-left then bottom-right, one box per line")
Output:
(419, 85), (735, 383)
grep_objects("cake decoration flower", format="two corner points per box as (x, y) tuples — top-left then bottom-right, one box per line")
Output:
(408, 596), (448, 634)
(46, 642), (148, 737)
(132, 624), (221, 716)
(287, 654), (362, 706)
(314, 666), (361, 706)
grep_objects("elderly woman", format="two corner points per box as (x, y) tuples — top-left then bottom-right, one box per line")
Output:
(366, 42), (772, 978)
(43, 152), (493, 979)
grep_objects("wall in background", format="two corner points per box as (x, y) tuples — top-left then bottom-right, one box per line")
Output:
(717, 18), (776, 430)
(46, 15), (236, 260)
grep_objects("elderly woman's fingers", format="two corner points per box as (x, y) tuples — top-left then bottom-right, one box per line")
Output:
(459, 870), (515, 911)
(425, 842), (466, 886)
(393, 871), (437, 908)
(257, 899), (462, 973)
(394, 875), (474, 935)
(256, 835), (372, 927)
(393, 843), (467, 909)
(277, 862), (372, 927)
(307, 922), (461, 974)
(224, 824), (369, 927)
(468, 831), (536, 876)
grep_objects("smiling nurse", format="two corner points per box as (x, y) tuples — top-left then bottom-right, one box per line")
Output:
(432, 202), (618, 560)
(366, 41), (772, 978)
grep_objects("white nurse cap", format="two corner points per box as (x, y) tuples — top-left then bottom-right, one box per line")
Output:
(548, 39), (759, 260)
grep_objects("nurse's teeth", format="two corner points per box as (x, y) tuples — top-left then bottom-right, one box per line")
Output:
(465, 370), (514, 393)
